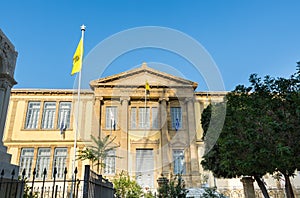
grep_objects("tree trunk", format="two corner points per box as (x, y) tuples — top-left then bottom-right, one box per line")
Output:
(97, 159), (100, 174)
(240, 176), (256, 198)
(283, 173), (295, 198)
(254, 175), (270, 198)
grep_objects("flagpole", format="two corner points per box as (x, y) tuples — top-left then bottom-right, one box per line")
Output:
(71, 24), (85, 198)
(144, 83), (147, 136)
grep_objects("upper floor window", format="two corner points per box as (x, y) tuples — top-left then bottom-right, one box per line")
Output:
(53, 148), (67, 179)
(57, 102), (71, 130)
(152, 107), (158, 129)
(42, 102), (56, 129)
(171, 107), (182, 131)
(130, 107), (158, 130)
(106, 106), (117, 130)
(25, 102), (41, 129)
(131, 107), (137, 129)
(173, 150), (185, 174)
(19, 148), (34, 178)
(139, 107), (150, 129)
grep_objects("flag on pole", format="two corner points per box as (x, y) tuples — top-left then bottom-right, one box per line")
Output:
(60, 121), (66, 135)
(71, 37), (83, 75)
(175, 117), (180, 131)
(145, 81), (150, 95)
(110, 109), (116, 131)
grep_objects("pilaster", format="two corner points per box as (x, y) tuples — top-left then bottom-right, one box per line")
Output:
(120, 96), (130, 171)
(159, 97), (170, 175)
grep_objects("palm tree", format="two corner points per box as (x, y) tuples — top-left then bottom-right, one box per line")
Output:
(77, 135), (120, 174)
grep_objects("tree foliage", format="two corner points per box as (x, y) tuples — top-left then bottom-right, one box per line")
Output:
(113, 171), (144, 198)
(77, 135), (120, 174)
(157, 174), (188, 198)
(201, 64), (300, 198)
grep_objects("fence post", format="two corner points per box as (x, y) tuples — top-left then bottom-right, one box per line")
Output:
(83, 165), (90, 198)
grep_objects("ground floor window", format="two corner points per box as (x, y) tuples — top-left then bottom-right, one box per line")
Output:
(173, 150), (185, 174)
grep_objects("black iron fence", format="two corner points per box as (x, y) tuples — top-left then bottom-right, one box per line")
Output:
(0, 165), (114, 198)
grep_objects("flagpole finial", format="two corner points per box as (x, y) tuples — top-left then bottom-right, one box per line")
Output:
(80, 24), (86, 31)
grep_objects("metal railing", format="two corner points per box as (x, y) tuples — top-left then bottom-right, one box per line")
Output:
(0, 165), (114, 198)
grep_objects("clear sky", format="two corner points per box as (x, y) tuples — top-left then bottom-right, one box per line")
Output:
(1, 0), (300, 91)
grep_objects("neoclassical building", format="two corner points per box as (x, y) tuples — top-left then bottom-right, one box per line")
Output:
(3, 63), (300, 192)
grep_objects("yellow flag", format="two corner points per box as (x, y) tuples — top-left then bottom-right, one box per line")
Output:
(71, 37), (83, 75)
(145, 81), (150, 94)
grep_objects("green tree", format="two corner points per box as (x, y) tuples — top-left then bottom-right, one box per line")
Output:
(201, 65), (300, 198)
(77, 135), (120, 174)
(113, 170), (143, 198)
(157, 174), (188, 198)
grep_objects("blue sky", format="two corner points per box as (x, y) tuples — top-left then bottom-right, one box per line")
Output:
(1, 0), (300, 91)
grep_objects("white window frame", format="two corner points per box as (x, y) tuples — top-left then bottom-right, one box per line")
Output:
(106, 106), (118, 129)
(152, 107), (158, 129)
(53, 148), (67, 179)
(57, 102), (71, 129)
(42, 102), (56, 129)
(104, 150), (116, 174)
(171, 107), (182, 130)
(25, 102), (41, 129)
(139, 107), (150, 129)
(173, 150), (185, 174)
(131, 107), (137, 129)
(36, 148), (51, 179)
(19, 148), (34, 178)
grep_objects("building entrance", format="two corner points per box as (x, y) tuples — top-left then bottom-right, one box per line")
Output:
(136, 149), (154, 189)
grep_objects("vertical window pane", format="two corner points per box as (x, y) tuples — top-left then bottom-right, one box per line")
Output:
(53, 148), (67, 179)
(19, 148), (34, 178)
(106, 106), (117, 129)
(104, 150), (116, 174)
(171, 107), (182, 130)
(25, 102), (41, 129)
(152, 107), (158, 129)
(36, 148), (51, 179)
(131, 107), (137, 129)
(139, 107), (150, 129)
(42, 102), (56, 129)
(57, 102), (71, 129)
(173, 150), (185, 174)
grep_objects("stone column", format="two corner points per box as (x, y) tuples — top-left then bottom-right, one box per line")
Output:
(0, 29), (19, 179)
(241, 176), (256, 198)
(93, 96), (103, 138)
(120, 96), (130, 171)
(159, 97), (170, 175)
(186, 97), (200, 186)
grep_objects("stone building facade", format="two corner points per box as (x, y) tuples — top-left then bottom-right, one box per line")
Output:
(3, 63), (300, 192)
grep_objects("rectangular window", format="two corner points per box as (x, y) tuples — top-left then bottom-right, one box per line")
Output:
(173, 150), (185, 174)
(36, 148), (51, 179)
(19, 148), (34, 178)
(106, 106), (117, 129)
(53, 148), (67, 179)
(57, 102), (71, 129)
(104, 150), (116, 174)
(131, 107), (137, 129)
(42, 102), (56, 129)
(25, 102), (41, 129)
(171, 107), (182, 130)
(152, 107), (158, 129)
(139, 107), (150, 129)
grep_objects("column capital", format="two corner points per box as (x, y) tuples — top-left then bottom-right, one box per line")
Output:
(120, 96), (130, 104)
(159, 97), (169, 103)
(185, 97), (195, 104)
(94, 96), (103, 101)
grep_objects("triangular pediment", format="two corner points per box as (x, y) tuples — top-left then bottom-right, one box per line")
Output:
(90, 63), (198, 90)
